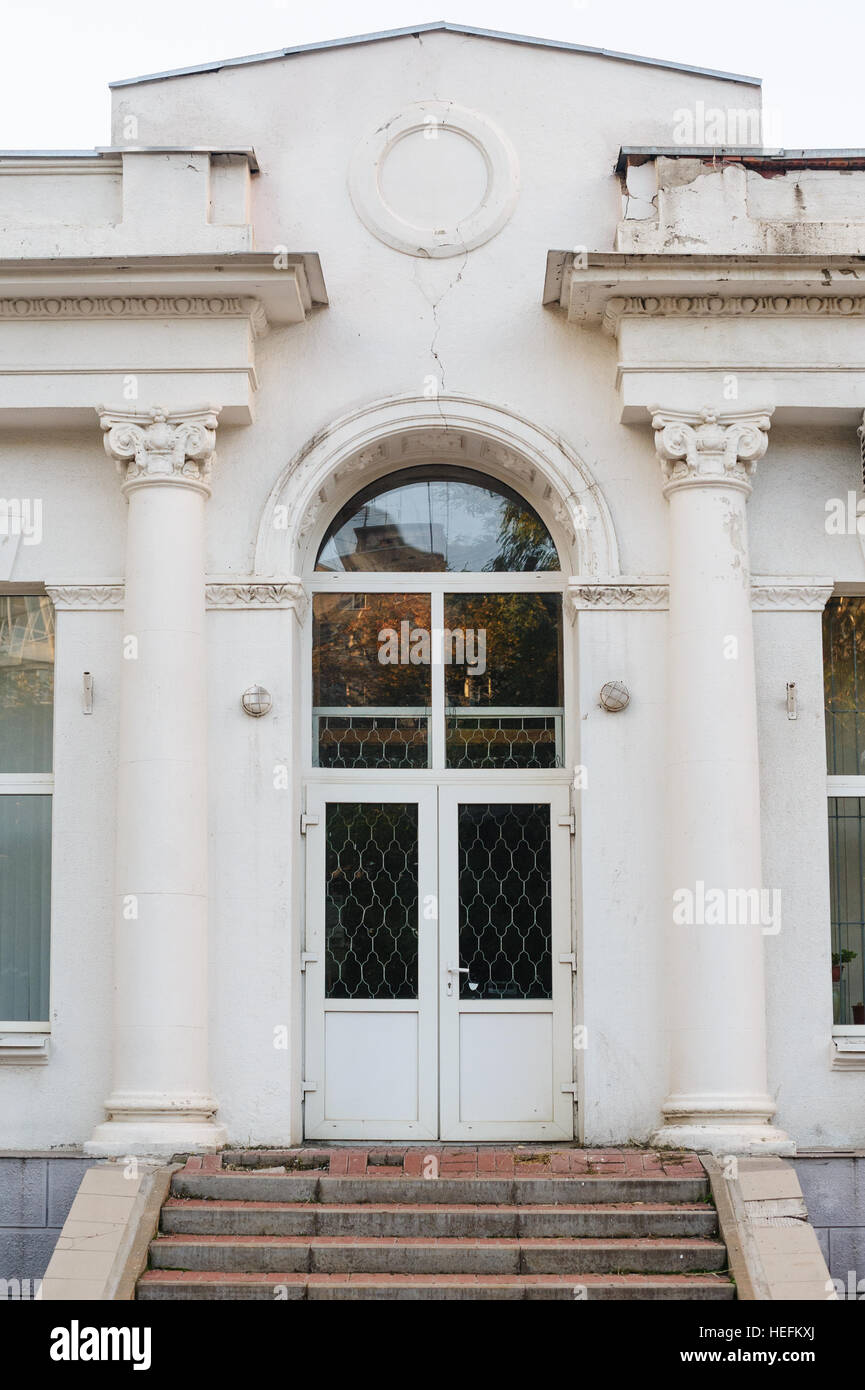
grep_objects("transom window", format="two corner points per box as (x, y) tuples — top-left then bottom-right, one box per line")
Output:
(311, 466), (565, 770)
(315, 466), (561, 574)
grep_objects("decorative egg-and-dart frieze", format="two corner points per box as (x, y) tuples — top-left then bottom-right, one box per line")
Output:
(0, 294), (269, 335)
(599, 293), (865, 334)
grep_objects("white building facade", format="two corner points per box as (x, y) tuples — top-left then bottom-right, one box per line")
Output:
(2, 24), (865, 1173)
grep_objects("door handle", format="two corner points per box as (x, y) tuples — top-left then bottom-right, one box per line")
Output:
(445, 962), (469, 997)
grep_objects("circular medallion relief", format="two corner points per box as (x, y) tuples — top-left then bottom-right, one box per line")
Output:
(349, 100), (520, 258)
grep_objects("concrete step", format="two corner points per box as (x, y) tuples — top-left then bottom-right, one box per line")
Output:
(170, 1173), (710, 1206)
(161, 1198), (719, 1240)
(149, 1232), (728, 1275)
(137, 1269), (735, 1301)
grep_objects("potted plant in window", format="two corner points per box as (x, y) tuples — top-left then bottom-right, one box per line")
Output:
(832, 949), (857, 982)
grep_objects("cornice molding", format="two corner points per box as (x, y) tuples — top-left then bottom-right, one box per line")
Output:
(602, 293), (865, 335)
(651, 405), (772, 496)
(100, 404), (220, 496)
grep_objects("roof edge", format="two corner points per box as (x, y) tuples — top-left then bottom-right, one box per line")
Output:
(618, 146), (865, 172)
(108, 21), (762, 90)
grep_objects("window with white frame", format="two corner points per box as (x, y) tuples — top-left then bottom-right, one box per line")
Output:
(311, 466), (565, 771)
(824, 595), (865, 1027)
(0, 593), (54, 1028)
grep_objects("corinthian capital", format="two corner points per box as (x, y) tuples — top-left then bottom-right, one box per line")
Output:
(650, 406), (773, 496)
(98, 404), (220, 495)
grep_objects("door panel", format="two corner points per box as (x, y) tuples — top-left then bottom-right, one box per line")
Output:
(303, 782), (574, 1140)
(303, 784), (438, 1139)
(438, 785), (574, 1140)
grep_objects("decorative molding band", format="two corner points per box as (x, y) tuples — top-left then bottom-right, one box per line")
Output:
(651, 406), (772, 496)
(47, 580), (307, 613)
(568, 578), (834, 613)
(44, 578), (833, 615)
(205, 580), (306, 613)
(603, 293), (865, 334)
(0, 294), (267, 330)
(45, 583), (124, 610)
(568, 579), (669, 610)
(751, 581), (835, 611)
(100, 404), (220, 496)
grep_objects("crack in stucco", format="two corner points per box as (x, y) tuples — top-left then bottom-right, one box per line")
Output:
(412, 248), (468, 411)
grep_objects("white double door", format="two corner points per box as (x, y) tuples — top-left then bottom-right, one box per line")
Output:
(303, 781), (574, 1141)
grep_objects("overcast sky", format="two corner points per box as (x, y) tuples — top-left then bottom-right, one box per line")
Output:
(1, 0), (861, 150)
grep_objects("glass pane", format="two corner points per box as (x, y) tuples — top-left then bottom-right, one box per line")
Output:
(313, 593), (431, 768)
(823, 597), (865, 775)
(828, 796), (865, 1026)
(325, 803), (418, 1000)
(317, 716), (428, 770)
(0, 795), (51, 1021)
(316, 467), (560, 573)
(445, 593), (563, 768)
(0, 594), (55, 772)
(458, 803), (552, 1000)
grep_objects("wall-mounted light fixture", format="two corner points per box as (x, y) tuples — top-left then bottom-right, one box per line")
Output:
(786, 682), (798, 720)
(241, 684), (272, 718)
(82, 672), (93, 715)
(599, 680), (630, 713)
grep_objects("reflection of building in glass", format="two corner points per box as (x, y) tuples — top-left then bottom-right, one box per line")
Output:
(341, 506), (446, 571)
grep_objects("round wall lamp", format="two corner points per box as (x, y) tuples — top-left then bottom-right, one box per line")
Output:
(241, 685), (272, 718)
(599, 680), (630, 713)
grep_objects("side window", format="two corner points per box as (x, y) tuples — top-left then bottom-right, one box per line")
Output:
(0, 593), (54, 1026)
(824, 596), (865, 1026)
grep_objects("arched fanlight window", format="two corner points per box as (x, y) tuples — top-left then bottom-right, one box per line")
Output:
(315, 466), (561, 573)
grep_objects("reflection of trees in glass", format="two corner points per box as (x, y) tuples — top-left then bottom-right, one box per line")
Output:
(313, 593), (432, 707)
(0, 595), (55, 771)
(445, 594), (562, 708)
(824, 598), (865, 773)
(486, 501), (559, 573)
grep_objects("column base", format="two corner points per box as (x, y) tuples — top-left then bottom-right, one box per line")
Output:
(85, 1119), (228, 1157)
(651, 1122), (794, 1156)
(85, 1092), (228, 1157)
(652, 1093), (795, 1155)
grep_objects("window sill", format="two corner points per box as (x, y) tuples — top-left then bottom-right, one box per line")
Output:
(0, 1033), (50, 1064)
(831, 1029), (865, 1070)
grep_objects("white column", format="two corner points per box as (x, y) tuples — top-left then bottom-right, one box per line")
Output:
(649, 406), (792, 1155)
(87, 406), (227, 1155)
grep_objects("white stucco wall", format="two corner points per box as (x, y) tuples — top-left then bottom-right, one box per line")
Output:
(4, 29), (865, 1149)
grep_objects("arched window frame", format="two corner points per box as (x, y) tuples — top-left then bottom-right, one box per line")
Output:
(303, 464), (571, 780)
